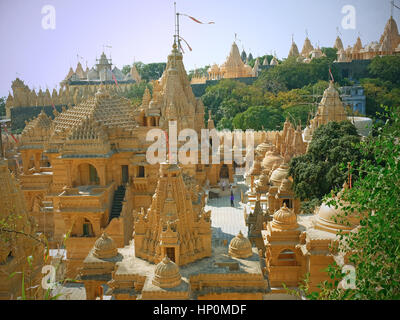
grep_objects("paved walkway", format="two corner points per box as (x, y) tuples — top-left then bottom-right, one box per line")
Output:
(206, 179), (249, 242)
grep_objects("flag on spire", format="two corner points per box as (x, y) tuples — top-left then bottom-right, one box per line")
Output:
(112, 73), (119, 87)
(180, 13), (215, 24)
(2, 125), (18, 143)
(329, 68), (335, 82)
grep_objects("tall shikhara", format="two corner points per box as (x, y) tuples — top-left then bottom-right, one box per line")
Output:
(134, 162), (212, 266)
(138, 42), (205, 135)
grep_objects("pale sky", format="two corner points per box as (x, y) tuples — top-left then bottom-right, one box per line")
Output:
(0, 0), (397, 97)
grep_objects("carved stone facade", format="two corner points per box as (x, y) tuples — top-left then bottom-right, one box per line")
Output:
(303, 81), (348, 142)
(134, 162), (212, 266)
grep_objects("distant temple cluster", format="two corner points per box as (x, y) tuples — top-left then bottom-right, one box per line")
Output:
(4, 52), (141, 119)
(61, 52), (141, 86)
(190, 42), (256, 84)
(288, 16), (400, 62)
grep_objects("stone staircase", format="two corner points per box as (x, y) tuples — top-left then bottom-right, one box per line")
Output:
(109, 185), (126, 222)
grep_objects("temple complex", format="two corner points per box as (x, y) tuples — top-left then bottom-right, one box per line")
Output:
(15, 41), (239, 279)
(1, 4), (385, 300)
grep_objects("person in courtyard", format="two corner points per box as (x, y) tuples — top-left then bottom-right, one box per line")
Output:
(230, 190), (234, 207)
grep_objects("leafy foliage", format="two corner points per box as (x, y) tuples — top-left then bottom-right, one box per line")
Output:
(120, 81), (153, 107)
(232, 105), (284, 131)
(256, 56), (340, 90)
(360, 78), (400, 119)
(134, 62), (166, 82)
(289, 121), (362, 203)
(0, 96), (5, 117)
(368, 55), (400, 86)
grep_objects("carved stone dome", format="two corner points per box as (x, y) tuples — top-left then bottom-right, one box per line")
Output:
(261, 150), (283, 171)
(270, 163), (289, 186)
(256, 141), (273, 158)
(152, 256), (182, 288)
(314, 183), (359, 234)
(228, 231), (253, 259)
(92, 232), (118, 259)
(272, 203), (298, 230)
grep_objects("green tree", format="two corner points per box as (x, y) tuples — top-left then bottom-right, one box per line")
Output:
(321, 47), (338, 61)
(257, 56), (341, 90)
(201, 79), (247, 127)
(121, 65), (131, 75)
(134, 62), (166, 81)
(368, 55), (400, 85)
(289, 121), (362, 203)
(283, 104), (313, 129)
(0, 96), (5, 117)
(120, 82), (152, 107)
(360, 78), (400, 118)
(232, 105), (284, 131)
(188, 65), (210, 81)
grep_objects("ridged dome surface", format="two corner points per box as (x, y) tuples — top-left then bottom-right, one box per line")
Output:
(272, 203), (298, 229)
(152, 256), (182, 288)
(314, 184), (359, 234)
(228, 231), (253, 259)
(270, 163), (289, 186)
(262, 150), (283, 171)
(93, 233), (118, 259)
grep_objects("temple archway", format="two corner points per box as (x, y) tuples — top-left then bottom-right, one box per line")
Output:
(71, 217), (94, 237)
(77, 163), (100, 186)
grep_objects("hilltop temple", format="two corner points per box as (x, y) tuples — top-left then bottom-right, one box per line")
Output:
(336, 16), (400, 62)
(5, 52), (141, 119)
(61, 52), (141, 87)
(303, 81), (349, 142)
(190, 41), (255, 84)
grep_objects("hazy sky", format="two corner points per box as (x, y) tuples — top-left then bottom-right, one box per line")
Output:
(0, 0), (397, 97)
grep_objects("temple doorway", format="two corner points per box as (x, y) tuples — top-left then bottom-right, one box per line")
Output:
(121, 165), (129, 184)
(283, 199), (293, 209)
(166, 247), (176, 262)
(83, 219), (94, 237)
(220, 164), (229, 179)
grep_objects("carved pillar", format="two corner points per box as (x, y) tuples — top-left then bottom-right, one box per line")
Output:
(65, 161), (73, 187)
(34, 152), (41, 171)
(97, 163), (106, 186)
(92, 217), (101, 237)
(21, 151), (30, 174)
